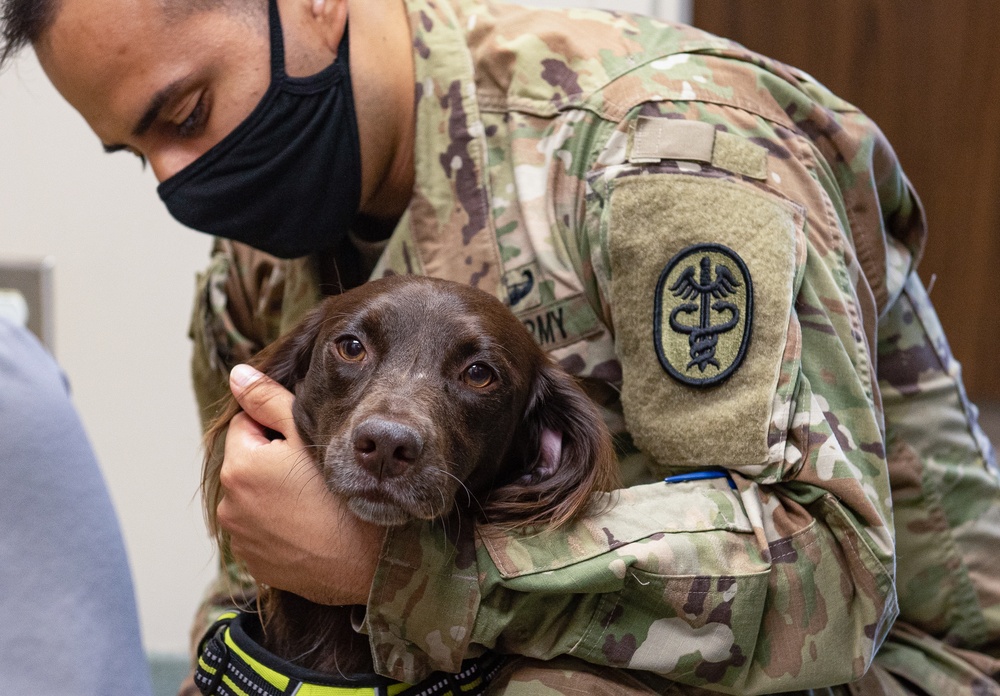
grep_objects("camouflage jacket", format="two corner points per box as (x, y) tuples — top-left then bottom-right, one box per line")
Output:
(189, 1), (1000, 693)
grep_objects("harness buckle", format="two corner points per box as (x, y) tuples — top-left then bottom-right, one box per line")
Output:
(194, 612), (237, 695)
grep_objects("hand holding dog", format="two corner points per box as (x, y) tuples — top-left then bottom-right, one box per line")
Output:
(217, 364), (385, 606)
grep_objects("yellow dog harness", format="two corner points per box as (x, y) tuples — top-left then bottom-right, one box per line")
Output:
(195, 611), (506, 696)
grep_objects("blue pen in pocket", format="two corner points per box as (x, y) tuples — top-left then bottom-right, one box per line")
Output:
(663, 469), (737, 490)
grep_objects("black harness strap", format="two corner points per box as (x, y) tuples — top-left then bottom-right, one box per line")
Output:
(195, 612), (507, 696)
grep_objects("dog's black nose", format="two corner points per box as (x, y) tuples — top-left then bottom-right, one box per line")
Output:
(353, 418), (424, 479)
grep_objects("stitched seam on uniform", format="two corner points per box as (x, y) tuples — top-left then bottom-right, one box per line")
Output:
(478, 41), (732, 120)
(779, 363), (809, 483)
(844, 119), (892, 316)
(652, 93), (797, 131)
(590, 153), (789, 199)
(539, 137), (589, 302)
(901, 281), (996, 468)
(899, 284), (993, 646)
(841, 255), (875, 406)
(568, 589), (615, 660)
(764, 517), (822, 563)
(765, 204), (805, 470)
(800, 136), (876, 408)
(673, 577), (771, 596)
(853, 218), (888, 316)
(828, 134), (887, 316)
(793, 135), (844, 255)
(850, 212), (888, 318)
(483, 533), (514, 577)
(687, 48), (803, 121)
(922, 470), (991, 648)
(458, 35), (504, 299)
(370, 527), (421, 677)
(492, 524), (759, 580)
(821, 496), (895, 598)
(770, 534), (821, 563)
(571, 120), (616, 329)
(481, 76), (798, 130)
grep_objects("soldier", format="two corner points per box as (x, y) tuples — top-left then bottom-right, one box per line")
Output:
(3, 0), (999, 694)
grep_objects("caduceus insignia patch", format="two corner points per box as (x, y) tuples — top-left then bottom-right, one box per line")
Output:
(654, 243), (753, 387)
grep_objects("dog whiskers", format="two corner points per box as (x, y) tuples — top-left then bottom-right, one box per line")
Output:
(432, 466), (486, 518)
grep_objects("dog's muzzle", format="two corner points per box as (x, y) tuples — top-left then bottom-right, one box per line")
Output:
(195, 611), (507, 696)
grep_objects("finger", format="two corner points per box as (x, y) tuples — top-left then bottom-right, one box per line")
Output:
(229, 364), (297, 435)
(226, 411), (273, 448)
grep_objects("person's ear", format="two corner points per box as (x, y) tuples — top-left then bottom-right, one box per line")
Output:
(309, 0), (349, 56)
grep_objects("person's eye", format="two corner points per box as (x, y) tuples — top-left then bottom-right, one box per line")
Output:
(176, 96), (208, 138)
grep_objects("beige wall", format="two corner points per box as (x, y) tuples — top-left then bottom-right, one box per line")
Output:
(0, 0), (689, 656)
(0, 54), (215, 655)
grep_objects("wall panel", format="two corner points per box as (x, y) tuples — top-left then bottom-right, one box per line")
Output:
(695, 0), (1000, 398)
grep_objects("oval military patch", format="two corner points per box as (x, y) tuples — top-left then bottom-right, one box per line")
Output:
(653, 243), (753, 387)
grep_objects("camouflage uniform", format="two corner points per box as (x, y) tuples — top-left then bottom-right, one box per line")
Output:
(189, 2), (1000, 694)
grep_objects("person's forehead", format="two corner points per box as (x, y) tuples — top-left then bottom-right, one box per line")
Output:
(41, 0), (164, 77)
(36, 0), (247, 141)
(38, 0), (176, 121)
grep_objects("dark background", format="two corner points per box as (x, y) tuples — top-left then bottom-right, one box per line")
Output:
(694, 1), (1000, 400)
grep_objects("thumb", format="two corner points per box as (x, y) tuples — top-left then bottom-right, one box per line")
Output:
(229, 364), (297, 436)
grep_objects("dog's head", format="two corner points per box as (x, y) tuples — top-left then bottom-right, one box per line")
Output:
(204, 275), (618, 535)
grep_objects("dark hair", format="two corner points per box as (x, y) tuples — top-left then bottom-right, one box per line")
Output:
(0, 0), (55, 70)
(0, 0), (263, 72)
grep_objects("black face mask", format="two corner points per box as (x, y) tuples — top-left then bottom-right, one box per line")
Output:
(157, 0), (361, 259)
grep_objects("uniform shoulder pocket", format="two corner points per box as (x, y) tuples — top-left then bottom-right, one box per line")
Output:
(606, 173), (806, 476)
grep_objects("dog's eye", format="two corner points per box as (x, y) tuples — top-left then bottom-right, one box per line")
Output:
(462, 362), (496, 388)
(336, 337), (367, 362)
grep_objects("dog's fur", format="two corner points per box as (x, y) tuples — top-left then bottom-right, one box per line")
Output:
(202, 275), (619, 674)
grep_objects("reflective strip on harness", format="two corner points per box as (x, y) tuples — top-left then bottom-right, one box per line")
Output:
(195, 612), (507, 696)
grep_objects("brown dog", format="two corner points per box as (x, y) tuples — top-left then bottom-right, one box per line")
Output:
(202, 274), (618, 675)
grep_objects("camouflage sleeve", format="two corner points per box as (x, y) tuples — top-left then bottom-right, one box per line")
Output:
(189, 239), (286, 430)
(488, 166), (896, 693)
(367, 116), (904, 694)
(877, 245), (1000, 658)
(370, 373), (896, 693)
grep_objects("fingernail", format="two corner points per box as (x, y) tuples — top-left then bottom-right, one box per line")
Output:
(231, 364), (262, 389)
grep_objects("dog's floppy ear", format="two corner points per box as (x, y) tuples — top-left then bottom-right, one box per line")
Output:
(485, 362), (620, 531)
(251, 302), (333, 391)
(201, 303), (330, 540)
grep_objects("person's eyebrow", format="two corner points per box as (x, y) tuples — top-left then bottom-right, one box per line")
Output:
(100, 78), (188, 153)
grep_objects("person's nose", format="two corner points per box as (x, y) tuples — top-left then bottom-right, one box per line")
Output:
(148, 147), (202, 183)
